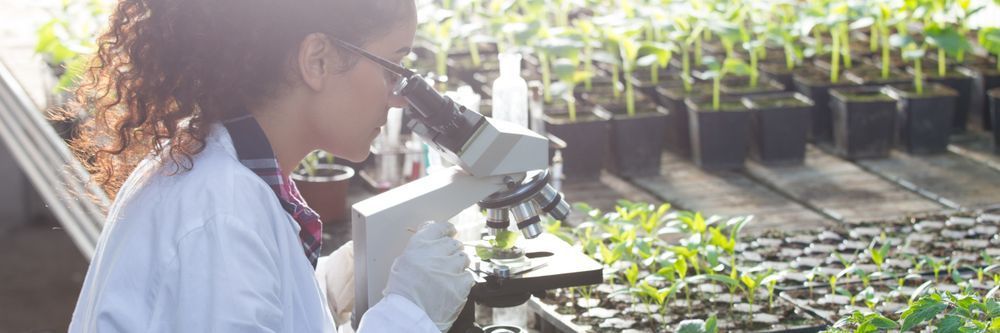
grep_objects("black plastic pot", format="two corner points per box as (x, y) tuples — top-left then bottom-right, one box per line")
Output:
(958, 65), (1000, 131)
(742, 92), (813, 165)
(685, 97), (751, 170)
(829, 86), (897, 159)
(599, 103), (669, 177)
(576, 76), (625, 106)
(760, 63), (796, 92)
(990, 88), (1000, 153)
(910, 67), (974, 133)
(721, 76), (786, 98)
(655, 82), (712, 158)
(629, 67), (681, 101)
(882, 83), (957, 155)
(793, 67), (853, 143)
(845, 64), (912, 86)
(543, 106), (612, 182)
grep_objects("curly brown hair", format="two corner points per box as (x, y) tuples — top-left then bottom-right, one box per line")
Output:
(65, 0), (413, 199)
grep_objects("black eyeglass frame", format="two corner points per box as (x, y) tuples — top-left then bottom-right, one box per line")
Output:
(330, 37), (416, 85)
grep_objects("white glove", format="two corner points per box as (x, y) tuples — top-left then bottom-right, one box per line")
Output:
(384, 222), (475, 331)
(315, 241), (354, 325)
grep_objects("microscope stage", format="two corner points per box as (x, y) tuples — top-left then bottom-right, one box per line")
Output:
(466, 233), (603, 303)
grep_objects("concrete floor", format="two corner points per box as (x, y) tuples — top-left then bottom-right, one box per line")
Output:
(0, 216), (88, 333)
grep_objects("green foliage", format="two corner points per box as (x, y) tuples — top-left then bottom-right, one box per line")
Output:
(35, 0), (112, 91)
(474, 230), (520, 260)
(830, 311), (898, 333)
(296, 150), (337, 177)
(676, 314), (719, 333)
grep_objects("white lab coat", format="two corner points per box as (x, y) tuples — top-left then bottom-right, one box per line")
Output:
(68, 123), (437, 332)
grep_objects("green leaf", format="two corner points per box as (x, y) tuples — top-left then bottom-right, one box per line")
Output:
(865, 314), (898, 329)
(936, 314), (962, 333)
(900, 297), (947, 331)
(705, 315), (718, 333)
(910, 280), (936, 304)
(475, 245), (494, 260)
(676, 319), (708, 333)
(625, 263), (639, 287)
(701, 274), (744, 291)
(721, 58), (752, 77)
(978, 28), (1000, 55)
(924, 25), (972, 56)
(674, 257), (689, 279)
(741, 274), (756, 290)
(492, 230), (519, 250)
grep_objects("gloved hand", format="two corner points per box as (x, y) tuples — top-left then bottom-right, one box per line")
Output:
(384, 221), (475, 331)
(315, 241), (354, 325)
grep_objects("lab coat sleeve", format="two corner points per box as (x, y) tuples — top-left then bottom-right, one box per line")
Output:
(355, 294), (439, 333)
(166, 214), (284, 333)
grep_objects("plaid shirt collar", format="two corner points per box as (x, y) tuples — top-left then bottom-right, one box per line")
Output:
(222, 115), (323, 268)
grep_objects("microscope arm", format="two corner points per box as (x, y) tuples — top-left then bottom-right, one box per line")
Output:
(351, 166), (509, 326)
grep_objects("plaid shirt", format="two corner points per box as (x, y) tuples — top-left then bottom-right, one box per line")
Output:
(223, 115), (323, 268)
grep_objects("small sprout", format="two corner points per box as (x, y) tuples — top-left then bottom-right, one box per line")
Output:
(474, 230), (520, 260)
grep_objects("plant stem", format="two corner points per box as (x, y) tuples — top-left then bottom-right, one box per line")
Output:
(881, 26), (890, 79)
(814, 29), (823, 55)
(750, 49), (759, 88)
(469, 41), (481, 67)
(625, 72), (636, 116)
(730, 256), (738, 282)
(683, 47), (692, 92)
(915, 57), (923, 95)
(831, 28), (840, 84)
(685, 285), (691, 309)
(841, 23), (852, 69)
(584, 44), (593, 91)
(785, 43), (794, 71)
(938, 48), (946, 77)
(651, 63), (659, 85)
(436, 51), (448, 81)
(695, 38), (703, 66)
(712, 75), (720, 110)
(540, 52), (552, 103)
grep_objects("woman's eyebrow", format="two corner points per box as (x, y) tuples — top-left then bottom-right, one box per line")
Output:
(394, 46), (412, 55)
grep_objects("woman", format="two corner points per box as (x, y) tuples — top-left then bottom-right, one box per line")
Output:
(66, 0), (473, 332)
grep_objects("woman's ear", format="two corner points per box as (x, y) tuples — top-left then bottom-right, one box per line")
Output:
(298, 33), (335, 91)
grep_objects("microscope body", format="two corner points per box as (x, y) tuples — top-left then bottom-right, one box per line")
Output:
(351, 96), (549, 328)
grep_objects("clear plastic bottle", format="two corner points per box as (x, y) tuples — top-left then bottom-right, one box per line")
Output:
(491, 53), (529, 128)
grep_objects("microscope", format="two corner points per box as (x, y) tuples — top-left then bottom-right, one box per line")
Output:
(338, 41), (602, 333)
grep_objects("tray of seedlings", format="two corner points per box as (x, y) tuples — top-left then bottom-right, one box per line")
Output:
(529, 201), (830, 333)
(526, 201), (1000, 333)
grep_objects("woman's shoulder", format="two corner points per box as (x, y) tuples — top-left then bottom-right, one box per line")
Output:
(114, 125), (285, 231)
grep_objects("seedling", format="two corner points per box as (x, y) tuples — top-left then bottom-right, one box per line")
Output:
(610, 27), (644, 116)
(474, 230), (520, 260)
(830, 310), (898, 333)
(858, 286), (880, 311)
(979, 28), (1000, 72)
(921, 256), (946, 282)
(675, 314), (719, 333)
(740, 268), (775, 314)
(699, 56), (751, 110)
(868, 236), (892, 272)
(925, 23), (972, 77)
(806, 266), (822, 298)
(551, 57), (594, 121)
(764, 272), (782, 311)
